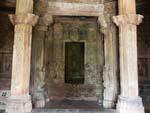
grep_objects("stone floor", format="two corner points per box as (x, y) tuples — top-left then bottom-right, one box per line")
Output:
(45, 100), (100, 109)
(31, 100), (116, 113)
(32, 109), (116, 113)
(0, 99), (149, 113)
(32, 100), (116, 113)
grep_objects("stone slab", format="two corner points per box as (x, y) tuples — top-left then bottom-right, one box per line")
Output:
(47, 2), (104, 16)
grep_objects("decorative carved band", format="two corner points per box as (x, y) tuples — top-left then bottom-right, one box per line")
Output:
(113, 14), (144, 26)
(9, 13), (39, 26)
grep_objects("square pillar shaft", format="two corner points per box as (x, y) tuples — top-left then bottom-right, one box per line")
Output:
(113, 0), (145, 113)
(6, 0), (38, 113)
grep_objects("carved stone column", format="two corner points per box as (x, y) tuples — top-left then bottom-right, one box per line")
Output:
(113, 0), (145, 112)
(98, 14), (118, 108)
(6, 0), (38, 113)
(31, 15), (53, 108)
(31, 25), (48, 108)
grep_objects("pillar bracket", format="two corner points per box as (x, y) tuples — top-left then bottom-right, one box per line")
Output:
(113, 14), (144, 26)
(9, 13), (39, 26)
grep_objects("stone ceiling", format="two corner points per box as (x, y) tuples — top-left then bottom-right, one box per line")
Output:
(0, 0), (147, 12)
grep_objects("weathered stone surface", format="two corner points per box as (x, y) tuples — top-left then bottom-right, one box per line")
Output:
(47, 2), (104, 16)
(5, 0), (38, 112)
(31, 0), (118, 109)
(45, 21), (103, 101)
(113, 0), (145, 112)
(0, 0), (150, 112)
(31, 25), (49, 108)
(98, 1), (118, 108)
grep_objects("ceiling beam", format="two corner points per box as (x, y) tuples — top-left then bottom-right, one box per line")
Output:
(0, 1), (15, 12)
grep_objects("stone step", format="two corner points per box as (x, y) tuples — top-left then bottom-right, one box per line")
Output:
(32, 109), (116, 113)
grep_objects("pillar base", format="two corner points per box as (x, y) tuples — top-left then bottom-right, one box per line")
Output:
(32, 90), (49, 108)
(103, 99), (115, 108)
(6, 95), (32, 113)
(117, 96), (145, 113)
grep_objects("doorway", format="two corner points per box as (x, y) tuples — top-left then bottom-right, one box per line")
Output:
(65, 42), (85, 84)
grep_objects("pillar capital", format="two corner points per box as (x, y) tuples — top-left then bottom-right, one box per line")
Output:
(113, 14), (144, 26)
(9, 13), (39, 26)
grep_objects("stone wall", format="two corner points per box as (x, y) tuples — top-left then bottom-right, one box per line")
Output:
(44, 17), (104, 101)
(137, 2), (150, 112)
(0, 12), (14, 90)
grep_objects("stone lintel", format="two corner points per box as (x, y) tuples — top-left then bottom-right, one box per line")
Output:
(9, 13), (39, 26)
(113, 14), (144, 26)
(47, 2), (104, 16)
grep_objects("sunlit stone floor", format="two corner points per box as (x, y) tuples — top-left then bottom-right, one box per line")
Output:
(32, 100), (116, 113)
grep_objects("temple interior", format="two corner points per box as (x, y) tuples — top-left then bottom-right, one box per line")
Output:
(0, 0), (150, 113)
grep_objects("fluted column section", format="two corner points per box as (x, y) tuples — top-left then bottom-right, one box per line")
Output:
(113, 0), (144, 113)
(6, 0), (38, 113)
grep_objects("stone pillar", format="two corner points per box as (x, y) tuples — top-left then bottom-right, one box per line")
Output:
(31, 15), (53, 108)
(98, 14), (118, 108)
(113, 0), (145, 113)
(6, 0), (38, 113)
(31, 25), (48, 108)
(53, 23), (64, 83)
